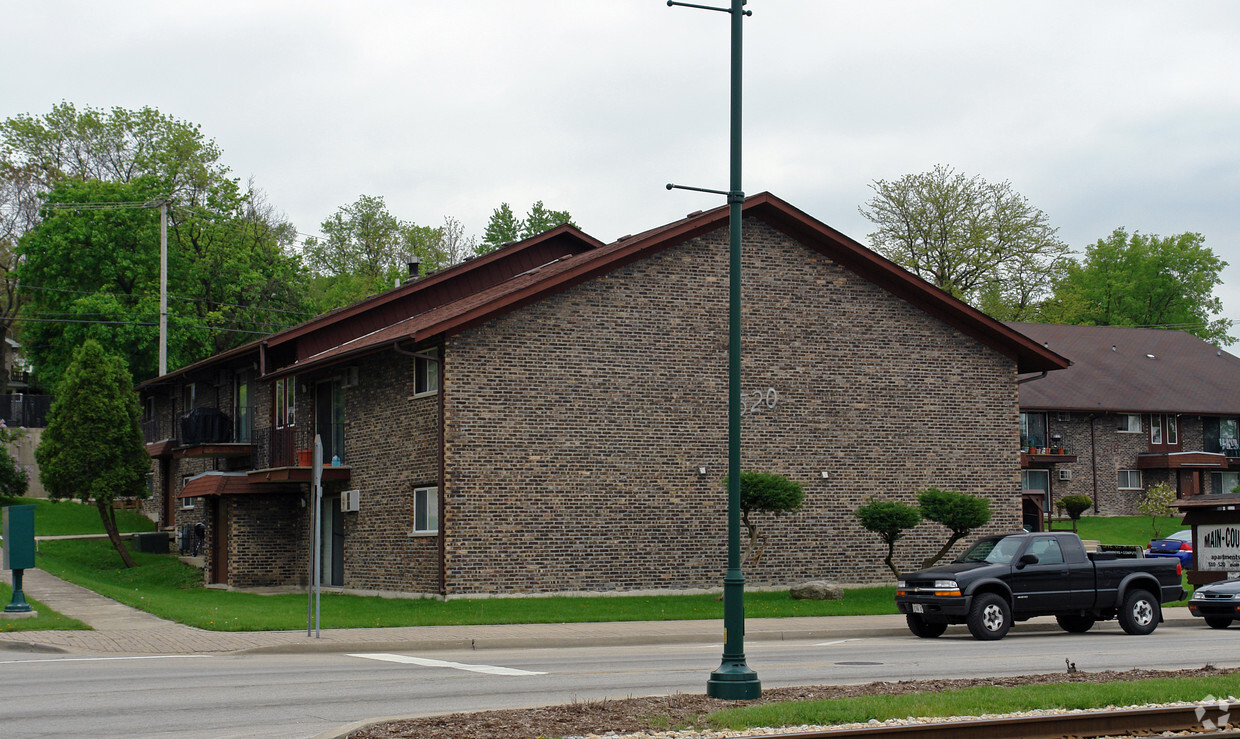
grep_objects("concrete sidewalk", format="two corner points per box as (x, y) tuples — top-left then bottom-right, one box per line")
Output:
(0, 567), (1200, 657)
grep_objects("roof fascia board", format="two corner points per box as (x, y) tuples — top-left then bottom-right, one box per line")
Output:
(420, 192), (1068, 373)
(264, 225), (604, 350)
(136, 342), (261, 392)
(744, 194), (1070, 373)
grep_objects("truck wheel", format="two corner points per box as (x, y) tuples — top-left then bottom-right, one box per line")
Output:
(906, 614), (948, 638)
(1118, 590), (1160, 635)
(1204, 617), (1233, 630)
(967, 593), (1011, 640)
(1055, 615), (1096, 633)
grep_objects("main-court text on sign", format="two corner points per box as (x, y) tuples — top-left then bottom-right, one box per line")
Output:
(1197, 524), (1240, 572)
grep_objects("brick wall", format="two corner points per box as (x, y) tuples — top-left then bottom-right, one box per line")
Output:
(1031, 412), (1222, 517)
(442, 219), (1022, 594)
(328, 351), (441, 593)
(228, 493), (308, 588)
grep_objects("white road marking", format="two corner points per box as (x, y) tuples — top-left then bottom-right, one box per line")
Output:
(348, 652), (546, 675)
(813, 639), (862, 646)
(0, 654), (212, 665)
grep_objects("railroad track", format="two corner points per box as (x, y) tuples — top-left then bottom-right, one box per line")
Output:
(761, 704), (1237, 738)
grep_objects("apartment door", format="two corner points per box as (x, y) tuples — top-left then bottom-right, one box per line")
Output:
(315, 380), (344, 465)
(210, 498), (229, 585)
(320, 495), (344, 586)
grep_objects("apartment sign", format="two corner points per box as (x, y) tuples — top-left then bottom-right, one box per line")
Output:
(1197, 524), (1240, 572)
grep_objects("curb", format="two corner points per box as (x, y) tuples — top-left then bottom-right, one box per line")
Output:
(238, 616), (1202, 657)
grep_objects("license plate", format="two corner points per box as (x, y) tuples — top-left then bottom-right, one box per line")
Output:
(912, 604), (924, 614)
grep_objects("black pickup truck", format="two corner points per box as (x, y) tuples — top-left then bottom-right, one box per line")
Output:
(894, 531), (1184, 640)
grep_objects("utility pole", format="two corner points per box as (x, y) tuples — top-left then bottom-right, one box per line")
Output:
(159, 201), (168, 376)
(667, 0), (761, 701)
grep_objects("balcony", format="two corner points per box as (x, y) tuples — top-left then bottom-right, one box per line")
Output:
(173, 407), (254, 460)
(1137, 451), (1232, 470)
(1020, 446), (1077, 467)
(249, 425), (350, 484)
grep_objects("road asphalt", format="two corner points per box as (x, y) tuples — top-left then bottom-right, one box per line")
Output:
(0, 566), (1200, 657)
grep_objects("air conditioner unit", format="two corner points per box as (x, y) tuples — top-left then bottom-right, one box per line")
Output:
(341, 489), (360, 512)
(1058, 469), (1073, 482)
(341, 366), (359, 389)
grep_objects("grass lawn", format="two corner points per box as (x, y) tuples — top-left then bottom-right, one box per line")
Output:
(1049, 514), (1186, 545)
(23, 513), (1194, 631)
(0, 496), (155, 537)
(36, 539), (900, 631)
(0, 583), (91, 632)
(704, 673), (1240, 731)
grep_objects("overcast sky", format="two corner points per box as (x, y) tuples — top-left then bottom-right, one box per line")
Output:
(7, 1), (1239, 346)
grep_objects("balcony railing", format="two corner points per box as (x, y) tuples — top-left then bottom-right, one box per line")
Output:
(253, 425), (296, 469)
(0, 393), (51, 428)
(234, 405), (255, 444)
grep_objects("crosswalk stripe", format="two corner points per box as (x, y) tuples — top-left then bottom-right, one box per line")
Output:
(348, 653), (546, 675)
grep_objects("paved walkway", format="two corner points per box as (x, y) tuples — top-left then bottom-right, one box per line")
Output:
(0, 567), (1199, 657)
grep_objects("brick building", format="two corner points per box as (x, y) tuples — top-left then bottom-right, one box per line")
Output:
(1010, 322), (1240, 523)
(139, 193), (1067, 595)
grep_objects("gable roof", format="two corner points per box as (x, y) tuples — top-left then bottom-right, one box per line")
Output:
(1007, 322), (1240, 415)
(145, 193), (1071, 388)
(263, 192), (1068, 379)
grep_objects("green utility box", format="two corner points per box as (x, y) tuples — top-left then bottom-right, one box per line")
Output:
(131, 531), (170, 554)
(2, 504), (35, 571)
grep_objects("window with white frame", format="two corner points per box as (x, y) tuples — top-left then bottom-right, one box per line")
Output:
(1117, 414), (1141, 433)
(180, 476), (197, 510)
(1021, 469), (1050, 494)
(1212, 471), (1240, 496)
(1020, 412), (1048, 449)
(1167, 415), (1178, 445)
(1150, 415), (1163, 445)
(1118, 469), (1143, 490)
(182, 383), (198, 415)
(412, 486), (438, 533)
(275, 377), (296, 428)
(414, 349), (439, 397)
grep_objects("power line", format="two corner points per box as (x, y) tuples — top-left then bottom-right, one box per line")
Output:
(7, 316), (277, 336)
(15, 283), (316, 318)
(14, 310), (298, 331)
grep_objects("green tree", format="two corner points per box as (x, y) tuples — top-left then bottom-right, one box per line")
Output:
(477, 200), (576, 256)
(0, 162), (41, 392)
(1046, 228), (1233, 345)
(723, 471), (805, 565)
(36, 340), (150, 568)
(521, 200), (575, 239)
(0, 421), (29, 500)
(1055, 494), (1093, 533)
(5, 103), (310, 386)
(855, 498), (921, 578)
(304, 195), (457, 310)
(859, 164), (1069, 319)
(1138, 481), (1178, 537)
(478, 202), (521, 255)
(917, 488), (992, 569)
(15, 177), (307, 388)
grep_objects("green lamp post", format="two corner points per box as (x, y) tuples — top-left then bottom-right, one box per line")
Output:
(667, 0), (761, 700)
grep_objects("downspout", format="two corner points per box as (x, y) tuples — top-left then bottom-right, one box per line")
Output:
(437, 342), (447, 597)
(1090, 415), (1099, 514)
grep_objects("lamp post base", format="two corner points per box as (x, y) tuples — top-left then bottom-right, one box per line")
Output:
(707, 659), (761, 700)
(4, 568), (33, 613)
